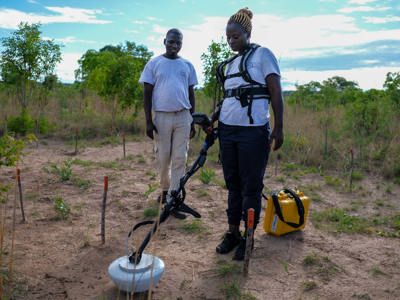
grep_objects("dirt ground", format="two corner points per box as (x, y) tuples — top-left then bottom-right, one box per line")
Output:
(1, 138), (399, 300)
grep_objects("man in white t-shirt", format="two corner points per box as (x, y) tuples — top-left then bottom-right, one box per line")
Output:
(139, 28), (198, 219)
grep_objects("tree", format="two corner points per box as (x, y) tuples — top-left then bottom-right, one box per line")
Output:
(0, 22), (62, 110)
(344, 89), (391, 161)
(201, 39), (232, 110)
(75, 41), (152, 131)
(383, 71), (400, 109)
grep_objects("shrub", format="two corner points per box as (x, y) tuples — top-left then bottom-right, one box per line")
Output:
(53, 197), (70, 220)
(7, 110), (34, 135)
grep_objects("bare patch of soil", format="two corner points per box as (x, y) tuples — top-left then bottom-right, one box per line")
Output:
(1, 138), (399, 299)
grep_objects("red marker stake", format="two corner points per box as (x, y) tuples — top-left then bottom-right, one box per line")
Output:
(101, 176), (108, 244)
(243, 208), (254, 275)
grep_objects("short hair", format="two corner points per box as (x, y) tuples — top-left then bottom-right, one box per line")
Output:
(166, 28), (183, 38)
(228, 8), (253, 34)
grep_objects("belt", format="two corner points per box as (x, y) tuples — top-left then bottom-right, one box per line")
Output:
(224, 87), (270, 99)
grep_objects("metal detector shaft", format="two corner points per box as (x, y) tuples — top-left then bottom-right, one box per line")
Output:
(129, 129), (217, 264)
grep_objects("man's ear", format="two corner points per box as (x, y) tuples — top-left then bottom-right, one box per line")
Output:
(163, 38), (166, 45)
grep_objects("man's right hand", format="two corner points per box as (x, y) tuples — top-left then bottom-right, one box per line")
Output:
(146, 121), (158, 140)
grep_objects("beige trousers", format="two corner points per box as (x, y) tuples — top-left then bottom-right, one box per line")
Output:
(153, 109), (192, 193)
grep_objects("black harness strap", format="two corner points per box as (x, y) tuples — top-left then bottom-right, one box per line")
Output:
(215, 44), (270, 124)
(271, 189), (305, 228)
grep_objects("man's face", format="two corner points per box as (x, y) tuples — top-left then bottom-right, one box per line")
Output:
(164, 32), (182, 56)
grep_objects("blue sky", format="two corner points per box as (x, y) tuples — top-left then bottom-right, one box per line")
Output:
(0, 0), (399, 90)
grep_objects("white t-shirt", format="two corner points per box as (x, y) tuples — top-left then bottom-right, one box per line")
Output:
(219, 47), (280, 126)
(139, 55), (198, 112)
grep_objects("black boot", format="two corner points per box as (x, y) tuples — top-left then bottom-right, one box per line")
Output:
(216, 231), (241, 254)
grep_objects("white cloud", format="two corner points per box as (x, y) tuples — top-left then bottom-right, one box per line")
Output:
(142, 12), (400, 89)
(338, 5), (390, 13)
(348, 0), (377, 4)
(132, 20), (147, 25)
(27, 0), (38, 4)
(0, 6), (111, 29)
(52, 36), (97, 44)
(283, 66), (400, 90)
(363, 16), (400, 24)
(55, 52), (83, 82)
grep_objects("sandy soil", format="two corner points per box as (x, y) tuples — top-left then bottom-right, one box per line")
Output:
(1, 138), (399, 300)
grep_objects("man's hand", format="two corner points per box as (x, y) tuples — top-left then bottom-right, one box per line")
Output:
(270, 127), (284, 151)
(146, 121), (158, 140)
(190, 123), (196, 139)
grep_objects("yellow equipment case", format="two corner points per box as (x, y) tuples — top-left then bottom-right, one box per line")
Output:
(263, 188), (310, 236)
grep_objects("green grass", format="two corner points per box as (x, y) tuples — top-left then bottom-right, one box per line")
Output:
(216, 259), (241, 277)
(199, 167), (215, 184)
(324, 175), (343, 187)
(303, 252), (340, 282)
(196, 189), (209, 198)
(180, 219), (207, 234)
(298, 185), (323, 203)
(53, 196), (70, 220)
(370, 266), (387, 277)
(51, 160), (73, 182)
(71, 158), (126, 170)
(143, 207), (159, 218)
(145, 170), (157, 180)
(71, 176), (91, 190)
(312, 208), (370, 234)
(276, 176), (286, 183)
(351, 171), (364, 181)
(303, 253), (319, 266)
(136, 154), (146, 164)
(302, 280), (317, 292)
(221, 281), (241, 300)
(143, 183), (157, 198)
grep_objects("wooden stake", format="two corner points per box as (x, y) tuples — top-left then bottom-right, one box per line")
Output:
(101, 176), (108, 244)
(349, 148), (354, 192)
(16, 169), (26, 222)
(122, 133), (126, 158)
(243, 208), (255, 275)
(74, 128), (79, 155)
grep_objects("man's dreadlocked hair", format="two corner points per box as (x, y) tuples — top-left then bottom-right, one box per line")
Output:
(228, 8), (253, 34)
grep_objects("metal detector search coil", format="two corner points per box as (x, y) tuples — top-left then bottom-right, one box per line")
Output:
(108, 254), (164, 293)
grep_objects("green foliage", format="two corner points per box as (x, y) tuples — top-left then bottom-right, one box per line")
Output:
(143, 183), (157, 198)
(221, 281), (241, 300)
(53, 196), (70, 220)
(71, 177), (91, 190)
(351, 171), (364, 181)
(0, 22), (61, 109)
(180, 219), (206, 234)
(51, 160), (73, 182)
(216, 259), (241, 277)
(75, 41), (153, 130)
(201, 39), (232, 99)
(143, 207), (158, 218)
(199, 167), (216, 184)
(313, 208), (369, 233)
(324, 175), (342, 187)
(344, 89), (391, 142)
(7, 110), (34, 135)
(0, 134), (25, 167)
(302, 280), (317, 291)
(384, 71), (400, 108)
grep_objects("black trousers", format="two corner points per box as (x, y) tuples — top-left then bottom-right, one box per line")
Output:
(218, 122), (271, 227)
